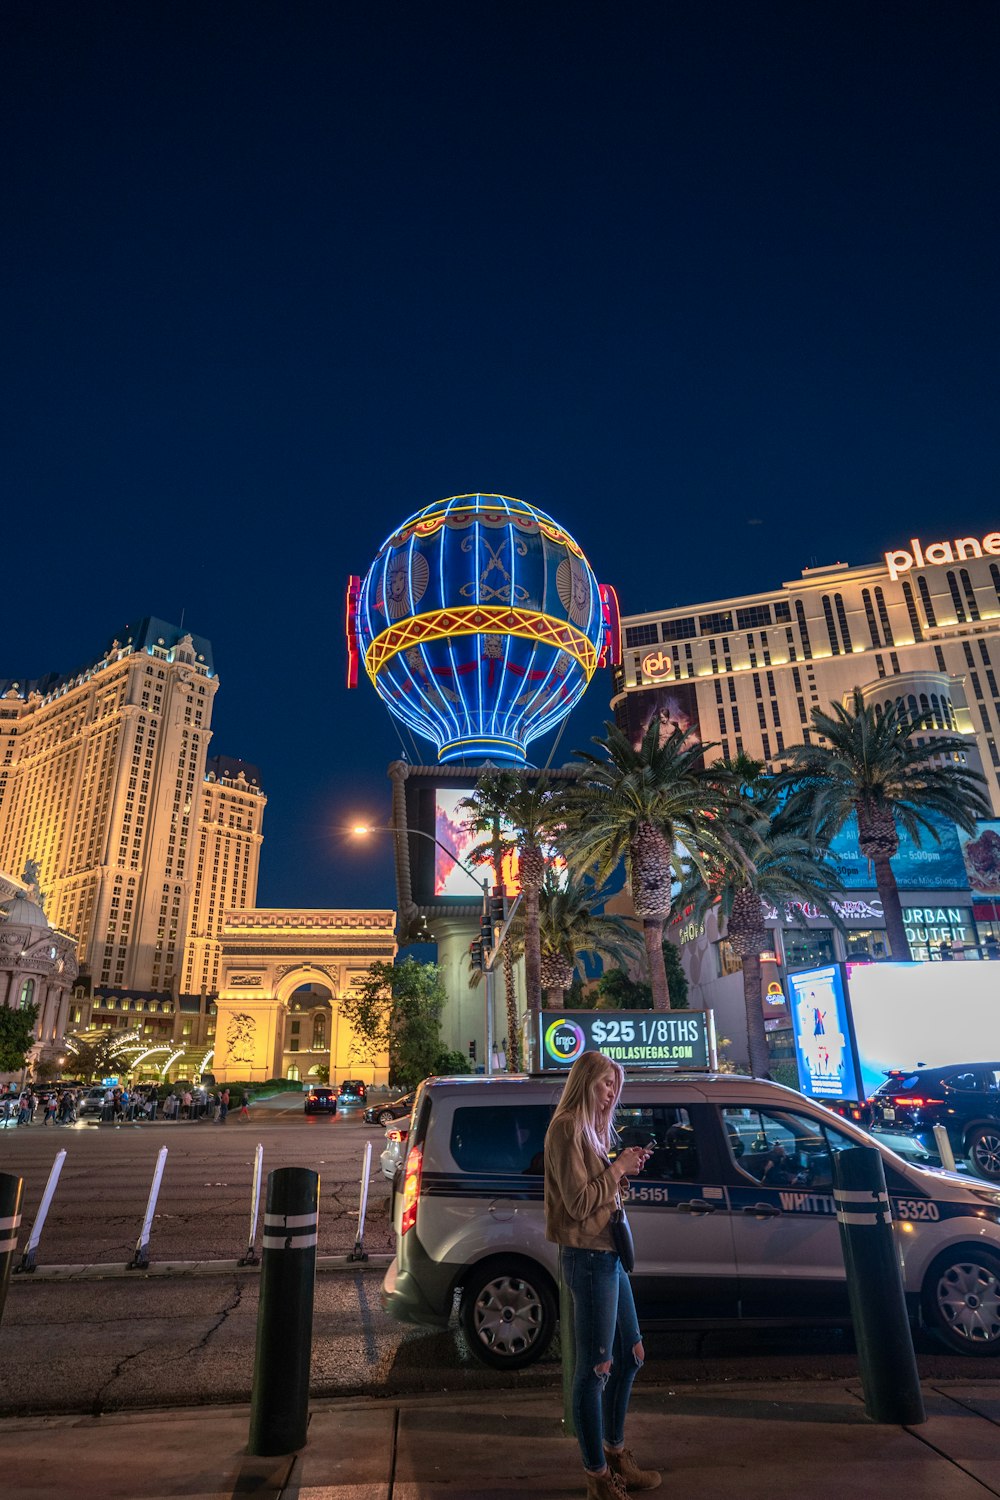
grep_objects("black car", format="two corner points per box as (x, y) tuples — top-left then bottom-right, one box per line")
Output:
(304, 1086), (337, 1114)
(336, 1079), (368, 1107)
(868, 1062), (1000, 1180)
(364, 1091), (415, 1127)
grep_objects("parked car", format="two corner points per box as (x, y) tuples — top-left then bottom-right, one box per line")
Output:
(380, 1122), (409, 1181)
(337, 1079), (368, 1108)
(364, 1091), (415, 1127)
(868, 1063), (1000, 1181)
(383, 1071), (1000, 1369)
(303, 1086), (337, 1114)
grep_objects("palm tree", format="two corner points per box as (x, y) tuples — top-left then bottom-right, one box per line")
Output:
(562, 719), (732, 1010)
(779, 689), (991, 960)
(459, 769), (522, 1068)
(491, 772), (565, 1016)
(682, 763), (844, 1078)
(537, 874), (645, 1007)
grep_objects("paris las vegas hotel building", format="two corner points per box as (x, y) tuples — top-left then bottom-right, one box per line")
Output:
(0, 619), (265, 1063)
(613, 528), (1000, 988)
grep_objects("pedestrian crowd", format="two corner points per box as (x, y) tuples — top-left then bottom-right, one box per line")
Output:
(1, 1083), (249, 1125)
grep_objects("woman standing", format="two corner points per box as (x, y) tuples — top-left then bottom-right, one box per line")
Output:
(544, 1052), (660, 1499)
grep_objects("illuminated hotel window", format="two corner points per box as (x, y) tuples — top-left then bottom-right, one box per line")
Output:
(862, 588), (881, 647)
(698, 611), (734, 636)
(794, 601), (813, 659)
(874, 587), (894, 645)
(736, 604), (772, 630)
(946, 571), (967, 623)
(624, 623), (659, 648)
(875, 654), (886, 678)
(774, 601), (791, 622)
(960, 569), (981, 622)
(821, 596), (840, 654)
(901, 580), (924, 641)
(917, 575), (937, 626)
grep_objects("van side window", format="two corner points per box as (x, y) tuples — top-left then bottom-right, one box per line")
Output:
(722, 1106), (856, 1190)
(450, 1105), (552, 1175)
(615, 1105), (701, 1182)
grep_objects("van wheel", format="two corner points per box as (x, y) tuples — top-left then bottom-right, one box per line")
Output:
(967, 1126), (1000, 1181)
(460, 1259), (556, 1369)
(922, 1246), (1000, 1355)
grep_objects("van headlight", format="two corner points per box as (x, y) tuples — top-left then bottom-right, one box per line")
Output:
(969, 1187), (1000, 1210)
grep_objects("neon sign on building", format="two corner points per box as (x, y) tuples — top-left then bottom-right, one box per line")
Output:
(884, 531), (1000, 581)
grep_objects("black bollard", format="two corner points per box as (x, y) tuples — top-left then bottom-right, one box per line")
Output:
(832, 1145), (925, 1425)
(0, 1172), (24, 1325)
(248, 1166), (320, 1455)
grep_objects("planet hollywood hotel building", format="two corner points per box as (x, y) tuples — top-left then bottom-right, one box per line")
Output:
(613, 531), (1000, 1040)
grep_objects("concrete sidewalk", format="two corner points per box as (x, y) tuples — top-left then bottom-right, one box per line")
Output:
(2, 1381), (999, 1499)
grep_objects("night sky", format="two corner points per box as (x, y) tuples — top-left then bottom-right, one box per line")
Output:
(4, 3), (999, 910)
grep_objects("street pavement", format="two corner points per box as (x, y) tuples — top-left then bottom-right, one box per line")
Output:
(2, 1381), (1000, 1499)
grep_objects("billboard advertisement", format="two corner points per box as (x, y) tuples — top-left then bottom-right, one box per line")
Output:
(846, 961), (1000, 1099)
(828, 809), (966, 891)
(433, 788), (567, 899)
(959, 820), (1000, 900)
(538, 1010), (715, 1070)
(615, 682), (700, 752)
(787, 965), (860, 1101)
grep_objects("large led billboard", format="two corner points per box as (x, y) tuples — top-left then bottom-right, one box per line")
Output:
(828, 809), (966, 890)
(846, 961), (1000, 1098)
(433, 788), (567, 898)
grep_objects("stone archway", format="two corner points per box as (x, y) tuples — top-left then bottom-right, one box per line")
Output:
(212, 907), (395, 1083)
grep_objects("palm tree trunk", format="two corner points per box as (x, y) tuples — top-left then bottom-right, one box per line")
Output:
(873, 854), (911, 959)
(522, 884), (542, 1013)
(741, 952), (771, 1079)
(502, 943), (521, 1071)
(545, 986), (564, 1008)
(643, 918), (673, 1010)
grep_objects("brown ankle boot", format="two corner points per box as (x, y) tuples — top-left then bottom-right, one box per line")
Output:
(605, 1446), (661, 1491)
(585, 1467), (629, 1499)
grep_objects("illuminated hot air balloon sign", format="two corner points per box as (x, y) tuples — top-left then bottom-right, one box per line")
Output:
(348, 493), (620, 766)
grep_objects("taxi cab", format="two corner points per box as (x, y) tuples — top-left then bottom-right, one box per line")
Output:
(382, 1072), (1000, 1369)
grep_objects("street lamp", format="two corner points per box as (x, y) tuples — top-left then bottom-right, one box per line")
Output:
(349, 824), (498, 1074)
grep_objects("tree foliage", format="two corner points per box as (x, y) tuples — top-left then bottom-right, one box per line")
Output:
(0, 1002), (39, 1073)
(64, 1029), (137, 1082)
(338, 959), (453, 1091)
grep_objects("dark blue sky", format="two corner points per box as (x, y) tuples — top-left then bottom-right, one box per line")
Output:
(4, 2), (999, 909)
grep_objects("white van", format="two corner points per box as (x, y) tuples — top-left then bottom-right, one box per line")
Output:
(382, 1072), (1000, 1368)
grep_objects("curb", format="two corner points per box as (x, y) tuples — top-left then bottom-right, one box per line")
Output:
(9, 1252), (393, 1281)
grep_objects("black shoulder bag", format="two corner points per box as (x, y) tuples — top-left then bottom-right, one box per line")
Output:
(609, 1191), (635, 1272)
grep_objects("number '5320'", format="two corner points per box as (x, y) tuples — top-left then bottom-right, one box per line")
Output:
(895, 1199), (940, 1221)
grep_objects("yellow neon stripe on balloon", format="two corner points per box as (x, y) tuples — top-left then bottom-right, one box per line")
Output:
(387, 495), (586, 559)
(364, 605), (598, 683)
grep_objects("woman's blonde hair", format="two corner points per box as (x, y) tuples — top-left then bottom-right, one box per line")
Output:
(551, 1050), (625, 1157)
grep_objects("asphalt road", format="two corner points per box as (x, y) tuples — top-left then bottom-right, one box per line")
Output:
(0, 1095), (990, 1417)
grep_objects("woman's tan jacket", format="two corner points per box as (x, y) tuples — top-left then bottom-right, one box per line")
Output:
(543, 1112), (624, 1251)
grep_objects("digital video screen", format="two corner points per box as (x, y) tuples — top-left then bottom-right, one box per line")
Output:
(787, 965), (859, 1101)
(434, 788), (567, 898)
(847, 961), (1000, 1098)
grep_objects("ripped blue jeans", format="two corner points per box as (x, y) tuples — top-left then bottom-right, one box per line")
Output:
(561, 1246), (643, 1472)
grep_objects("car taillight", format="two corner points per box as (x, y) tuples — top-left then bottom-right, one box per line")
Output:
(387, 1128), (403, 1142)
(891, 1096), (943, 1107)
(400, 1143), (423, 1235)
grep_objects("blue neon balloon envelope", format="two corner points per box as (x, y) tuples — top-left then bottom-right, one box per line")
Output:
(354, 494), (608, 765)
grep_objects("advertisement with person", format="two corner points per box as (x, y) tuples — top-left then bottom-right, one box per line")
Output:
(960, 820), (1000, 903)
(615, 682), (700, 752)
(433, 788), (568, 898)
(787, 965), (859, 1101)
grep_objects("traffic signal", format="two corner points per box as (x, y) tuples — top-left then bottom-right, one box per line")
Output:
(479, 913), (493, 952)
(469, 939), (484, 971)
(468, 1040), (477, 1061)
(489, 892), (507, 928)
